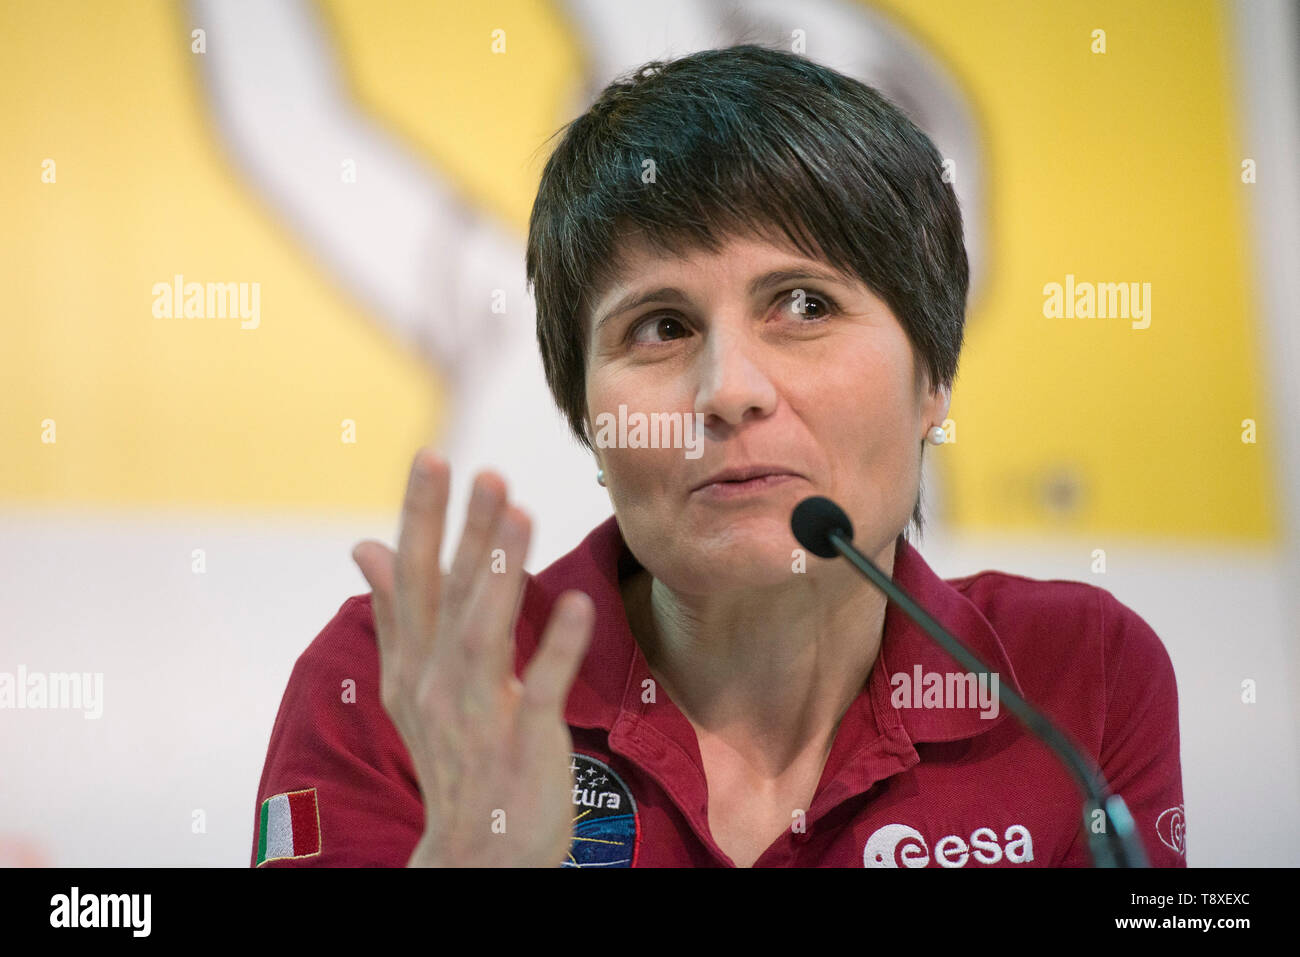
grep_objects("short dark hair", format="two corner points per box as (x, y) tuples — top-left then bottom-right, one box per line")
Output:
(525, 44), (968, 540)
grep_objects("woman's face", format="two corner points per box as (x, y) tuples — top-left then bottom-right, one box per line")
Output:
(584, 231), (950, 593)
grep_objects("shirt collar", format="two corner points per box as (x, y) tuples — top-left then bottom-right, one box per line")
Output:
(518, 514), (1025, 745)
(872, 526), (1026, 742)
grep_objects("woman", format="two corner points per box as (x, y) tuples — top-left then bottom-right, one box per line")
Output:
(251, 46), (1185, 868)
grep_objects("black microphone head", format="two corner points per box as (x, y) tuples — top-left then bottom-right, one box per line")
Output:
(791, 496), (854, 559)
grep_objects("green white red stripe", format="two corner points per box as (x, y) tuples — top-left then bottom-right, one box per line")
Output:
(257, 788), (321, 865)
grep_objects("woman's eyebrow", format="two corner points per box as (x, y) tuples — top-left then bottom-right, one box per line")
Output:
(746, 267), (849, 295)
(593, 287), (688, 333)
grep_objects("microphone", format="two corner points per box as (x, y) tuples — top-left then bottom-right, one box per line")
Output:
(791, 495), (1148, 868)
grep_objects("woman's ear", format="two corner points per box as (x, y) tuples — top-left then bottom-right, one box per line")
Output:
(920, 374), (952, 430)
(936, 383), (952, 424)
(583, 414), (607, 474)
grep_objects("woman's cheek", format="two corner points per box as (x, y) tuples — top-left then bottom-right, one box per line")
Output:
(617, 445), (690, 501)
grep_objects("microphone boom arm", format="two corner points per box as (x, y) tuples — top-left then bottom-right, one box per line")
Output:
(826, 527), (1149, 868)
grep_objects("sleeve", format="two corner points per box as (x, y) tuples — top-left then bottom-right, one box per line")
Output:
(250, 595), (425, 867)
(1066, 588), (1187, 867)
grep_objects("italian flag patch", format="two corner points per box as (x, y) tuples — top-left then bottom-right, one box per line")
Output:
(256, 788), (321, 865)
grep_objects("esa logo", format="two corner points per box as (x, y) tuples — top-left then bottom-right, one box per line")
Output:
(863, 823), (1034, 868)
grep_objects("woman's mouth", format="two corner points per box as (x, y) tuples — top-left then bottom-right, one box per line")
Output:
(691, 473), (800, 500)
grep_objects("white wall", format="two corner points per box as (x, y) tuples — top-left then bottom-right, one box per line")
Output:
(2, 507), (1295, 866)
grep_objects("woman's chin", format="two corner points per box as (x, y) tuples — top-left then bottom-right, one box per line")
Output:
(631, 508), (832, 591)
(664, 541), (817, 594)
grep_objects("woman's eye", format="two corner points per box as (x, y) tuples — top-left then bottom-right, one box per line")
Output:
(630, 314), (689, 344)
(784, 291), (835, 321)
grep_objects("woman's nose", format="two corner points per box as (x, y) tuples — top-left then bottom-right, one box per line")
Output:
(693, 327), (779, 429)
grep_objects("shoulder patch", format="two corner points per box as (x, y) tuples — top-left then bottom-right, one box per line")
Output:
(565, 754), (639, 867)
(1156, 804), (1186, 856)
(256, 787), (322, 866)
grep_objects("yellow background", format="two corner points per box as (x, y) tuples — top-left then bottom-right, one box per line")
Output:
(1, 0), (1279, 541)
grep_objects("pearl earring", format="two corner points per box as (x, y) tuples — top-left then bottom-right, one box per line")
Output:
(926, 426), (947, 446)
(596, 468), (606, 487)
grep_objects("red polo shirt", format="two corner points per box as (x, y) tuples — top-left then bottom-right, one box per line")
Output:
(251, 515), (1187, 867)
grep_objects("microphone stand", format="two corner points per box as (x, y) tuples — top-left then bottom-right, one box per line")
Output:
(827, 526), (1148, 868)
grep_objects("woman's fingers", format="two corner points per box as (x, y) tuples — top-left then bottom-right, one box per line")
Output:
(456, 504), (533, 687)
(351, 540), (397, 640)
(441, 472), (508, 630)
(353, 449), (596, 867)
(516, 591), (594, 756)
(394, 449), (451, 645)
(351, 539), (407, 716)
